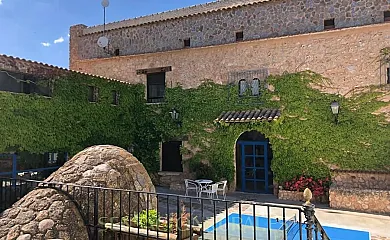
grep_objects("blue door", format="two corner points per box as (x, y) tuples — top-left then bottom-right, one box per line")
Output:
(239, 141), (269, 193)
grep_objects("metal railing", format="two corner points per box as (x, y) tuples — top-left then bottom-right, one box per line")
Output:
(0, 178), (330, 240)
(314, 216), (330, 240)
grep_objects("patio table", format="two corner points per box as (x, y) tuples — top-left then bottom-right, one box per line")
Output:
(195, 179), (213, 191)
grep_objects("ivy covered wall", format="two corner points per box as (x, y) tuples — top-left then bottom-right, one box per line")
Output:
(1, 70), (389, 185)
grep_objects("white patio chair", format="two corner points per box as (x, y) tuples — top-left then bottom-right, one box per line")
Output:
(215, 180), (227, 200)
(199, 183), (218, 199)
(184, 179), (200, 197)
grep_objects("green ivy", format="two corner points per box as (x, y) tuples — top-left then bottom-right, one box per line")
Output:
(1, 71), (389, 184)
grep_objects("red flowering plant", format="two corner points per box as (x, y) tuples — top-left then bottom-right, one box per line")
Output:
(282, 176), (331, 197)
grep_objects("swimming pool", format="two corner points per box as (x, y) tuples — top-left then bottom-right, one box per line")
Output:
(203, 213), (370, 240)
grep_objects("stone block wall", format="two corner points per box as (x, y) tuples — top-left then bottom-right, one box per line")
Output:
(329, 169), (390, 214)
(71, 22), (390, 95)
(72, 0), (390, 60)
(331, 169), (390, 190)
(329, 188), (390, 215)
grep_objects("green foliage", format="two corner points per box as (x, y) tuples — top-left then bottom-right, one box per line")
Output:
(159, 71), (390, 183)
(1, 71), (390, 184)
(128, 209), (160, 229)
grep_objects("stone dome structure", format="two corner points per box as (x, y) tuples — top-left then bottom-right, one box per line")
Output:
(0, 145), (156, 240)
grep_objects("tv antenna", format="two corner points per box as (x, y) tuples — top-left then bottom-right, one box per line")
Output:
(97, 0), (110, 50)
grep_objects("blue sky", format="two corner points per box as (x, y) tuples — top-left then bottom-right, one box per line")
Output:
(0, 0), (210, 68)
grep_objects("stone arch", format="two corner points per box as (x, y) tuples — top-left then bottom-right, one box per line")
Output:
(234, 130), (274, 194)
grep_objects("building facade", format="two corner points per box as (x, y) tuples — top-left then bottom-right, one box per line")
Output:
(70, 0), (390, 97)
(69, 0), (390, 195)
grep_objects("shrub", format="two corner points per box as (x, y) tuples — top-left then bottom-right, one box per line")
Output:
(282, 176), (331, 197)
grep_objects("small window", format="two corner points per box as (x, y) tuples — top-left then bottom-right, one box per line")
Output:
(251, 78), (260, 96)
(183, 38), (190, 48)
(112, 90), (119, 105)
(147, 72), (165, 103)
(384, 11), (390, 22)
(88, 86), (98, 102)
(387, 68), (390, 84)
(236, 31), (244, 41)
(238, 79), (247, 97)
(324, 18), (335, 30)
(47, 153), (58, 165)
(114, 49), (120, 56)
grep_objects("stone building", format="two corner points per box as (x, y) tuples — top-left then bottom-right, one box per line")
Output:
(68, 0), (390, 195)
(70, 0), (390, 97)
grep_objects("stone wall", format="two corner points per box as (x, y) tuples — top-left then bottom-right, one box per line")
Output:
(278, 190), (329, 203)
(71, 22), (390, 95)
(329, 169), (390, 214)
(278, 190), (303, 202)
(329, 188), (390, 215)
(72, 0), (390, 60)
(331, 169), (390, 190)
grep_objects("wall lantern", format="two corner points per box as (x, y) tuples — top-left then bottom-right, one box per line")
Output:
(169, 108), (182, 127)
(330, 100), (340, 124)
(170, 108), (179, 121)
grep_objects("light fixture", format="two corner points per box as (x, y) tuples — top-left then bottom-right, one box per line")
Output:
(170, 108), (179, 121)
(169, 108), (182, 127)
(330, 100), (340, 124)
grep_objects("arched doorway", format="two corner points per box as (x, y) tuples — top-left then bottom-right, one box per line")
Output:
(235, 130), (273, 194)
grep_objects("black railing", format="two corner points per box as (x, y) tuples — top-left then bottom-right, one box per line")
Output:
(0, 178), (330, 240)
(314, 216), (331, 240)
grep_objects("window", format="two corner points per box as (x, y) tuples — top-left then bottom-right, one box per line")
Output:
(238, 79), (247, 96)
(251, 78), (260, 96)
(112, 90), (119, 105)
(88, 86), (98, 102)
(236, 31), (244, 41)
(385, 11), (390, 22)
(324, 18), (335, 30)
(114, 49), (120, 56)
(147, 72), (165, 103)
(48, 153), (58, 165)
(387, 68), (390, 84)
(183, 38), (190, 48)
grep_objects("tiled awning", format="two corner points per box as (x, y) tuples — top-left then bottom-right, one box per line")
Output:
(214, 109), (281, 123)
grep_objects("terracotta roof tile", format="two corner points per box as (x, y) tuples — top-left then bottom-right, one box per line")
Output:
(0, 54), (130, 85)
(214, 109), (281, 123)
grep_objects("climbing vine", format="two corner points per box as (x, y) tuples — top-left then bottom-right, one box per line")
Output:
(1, 71), (389, 184)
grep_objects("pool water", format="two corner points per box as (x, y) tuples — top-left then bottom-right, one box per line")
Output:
(202, 213), (370, 240)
